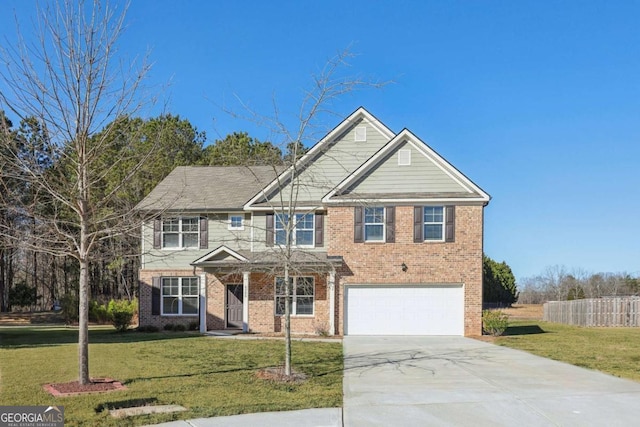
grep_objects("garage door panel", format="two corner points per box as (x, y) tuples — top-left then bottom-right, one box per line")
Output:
(345, 285), (463, 336)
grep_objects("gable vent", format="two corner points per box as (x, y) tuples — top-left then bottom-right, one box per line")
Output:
(355, 126), (367, 142)
(398, 149), (411, 166)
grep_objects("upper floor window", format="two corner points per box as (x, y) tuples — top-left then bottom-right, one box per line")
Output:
(162, 277), (199, 315)
(424, 206), (444, 241)
(413, 206), (455, 243)
(275, 276), (314, 316)
(364, 207), (385, 241)
(354, 206), (395, 243)
(228, 214), (244, 230)
(275, 213), (314, 247)
(162, 217), (199, 248)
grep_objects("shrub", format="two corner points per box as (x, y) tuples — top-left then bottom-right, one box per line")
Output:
(163, 323), (175, 331)
(482, 309), (509, 336)
(89, 300), (110, 324)
(172, 324), (187, 332)
(107, 299), (138, 332)
(188, 321), (199, 331)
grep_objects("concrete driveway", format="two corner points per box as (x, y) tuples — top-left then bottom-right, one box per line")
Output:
(343, 336), (640, 426)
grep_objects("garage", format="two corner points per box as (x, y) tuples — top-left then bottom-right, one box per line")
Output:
(344, 284), (464, 335)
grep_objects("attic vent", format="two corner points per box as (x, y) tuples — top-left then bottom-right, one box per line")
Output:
(398, 149), (411, 166)
(354, 126), (367, 142)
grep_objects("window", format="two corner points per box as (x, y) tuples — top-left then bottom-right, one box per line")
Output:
(275, 213), (314, 246)
(398, 149), (411, 166)
(162, 217), (199, 248)
(355, 126), (367, 142)
(364, 207), (384, 241)
(275, 276), (314, 316)
(229, 214), (244, 230)
(162, 277), (199, 315)
(424, 206), (444, 241)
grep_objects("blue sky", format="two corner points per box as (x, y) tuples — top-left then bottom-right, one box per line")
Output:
(2, 1), (639, 281)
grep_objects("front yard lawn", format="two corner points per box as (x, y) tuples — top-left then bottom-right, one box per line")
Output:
(493, 320), (640, 382)
(0, 327), (343, 426)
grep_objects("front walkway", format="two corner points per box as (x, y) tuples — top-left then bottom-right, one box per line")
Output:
(343, 336), (640, 426)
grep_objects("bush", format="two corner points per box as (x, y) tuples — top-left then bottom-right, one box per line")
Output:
(89, 300), (110, 324)
(163, 323), (175, 331)
(172, 324), (187, 332)
(482, 309), (509, 336)
(107, 299), (138, 332)
(188, 321), (199, 331)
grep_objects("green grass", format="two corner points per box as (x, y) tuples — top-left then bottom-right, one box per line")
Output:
(494, 320), (640, 382)
(0, 326), (343, 426)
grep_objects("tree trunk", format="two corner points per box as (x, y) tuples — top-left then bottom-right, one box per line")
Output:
(284, 264), (291, 376)
(78, 255), (90, 384)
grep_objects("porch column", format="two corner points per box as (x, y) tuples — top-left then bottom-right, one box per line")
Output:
(328, 270), (336, 336)
(199, 273), (207, 333)
(242, 271), (250, 333)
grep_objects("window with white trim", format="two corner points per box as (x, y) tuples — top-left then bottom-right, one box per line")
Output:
(275, 276), (314, 316)
(364, 207), (384, 241)
(162, 217), (199, 248)
(162, 277), (199, 315)
(424, 206), (444, 241)
(355, 126), (367, 142)
(398, 149), (411, 166)
(228, 214), (244, 230)
(275, 213), (314, 247)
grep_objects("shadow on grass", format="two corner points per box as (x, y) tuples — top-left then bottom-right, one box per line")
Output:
(0, 327), (201, 349)
(503, 324), (547, 336)
(95, 397), (159, 413)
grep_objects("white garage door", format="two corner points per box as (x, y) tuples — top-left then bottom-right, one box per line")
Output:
(345, 285), (464, 335)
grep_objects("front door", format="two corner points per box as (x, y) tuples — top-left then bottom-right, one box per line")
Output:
(226, 284), (243, 328)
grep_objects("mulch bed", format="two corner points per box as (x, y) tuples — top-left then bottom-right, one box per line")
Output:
(255, 366), (307, 384)
(44, 378), (127, 397)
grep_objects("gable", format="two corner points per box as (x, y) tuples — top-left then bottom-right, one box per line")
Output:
(341, 139), (469, 195)
(191, 246), (248, 265)
(245, 107), (395, 209)
(324, 129), (490, 203)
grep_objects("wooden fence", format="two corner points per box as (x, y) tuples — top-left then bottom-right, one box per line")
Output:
(543, 297), (640, 327)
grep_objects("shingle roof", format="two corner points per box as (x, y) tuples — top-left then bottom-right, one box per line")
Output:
(135, 166), (281, 211)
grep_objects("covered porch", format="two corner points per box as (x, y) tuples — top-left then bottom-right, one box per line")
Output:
(191, 246), (343, 335)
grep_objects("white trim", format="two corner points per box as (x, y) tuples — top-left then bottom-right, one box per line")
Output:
(398, 148), (411, 166)
(191, 245), (249, 264)
(364, 206), (385, 242)
(228, 214), (245, 230)
(274, 212), (315, 248)
(242, 272), (249, 333)
(275, 276), (315, 316)
(199, 273), (207, 333)
(244, 107), (394, 210)
(328, 271), (335, 336)
(354, 126), (367, 142)
(322, 129), (491, 204)
(160, 276), (200, 316)
(325, 197), (489, 204)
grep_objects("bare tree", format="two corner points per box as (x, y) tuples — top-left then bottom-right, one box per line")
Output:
(0, 0), (151, 384)
(226, 49), (387, 376)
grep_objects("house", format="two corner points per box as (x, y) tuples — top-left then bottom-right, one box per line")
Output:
(136, 107), (490, 336)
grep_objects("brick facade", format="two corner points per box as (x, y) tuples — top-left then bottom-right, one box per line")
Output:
(139, 269), (331, 335)
(327, 205), (484, 336)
